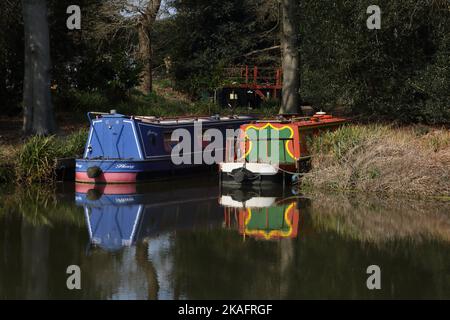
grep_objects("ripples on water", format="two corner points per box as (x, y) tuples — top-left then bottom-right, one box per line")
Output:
(0, 178), (449, 299)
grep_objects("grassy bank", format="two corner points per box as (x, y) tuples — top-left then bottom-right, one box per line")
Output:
(301, 124), (450, 197)
(0, 129), (88, 184)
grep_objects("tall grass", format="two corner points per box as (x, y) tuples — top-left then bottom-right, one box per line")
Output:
(14, 129), (88, 184)
(58, 129), (88, 157)
(15, 135), (59, 184)
(307, 124), (389, 162)
(302, 124), (450, 196)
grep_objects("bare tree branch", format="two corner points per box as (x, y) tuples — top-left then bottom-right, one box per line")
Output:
(244, 45), (281, 57)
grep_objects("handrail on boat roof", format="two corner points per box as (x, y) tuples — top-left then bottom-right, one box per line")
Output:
(86, 112), (251, 124)
(86, 111), (113, 124)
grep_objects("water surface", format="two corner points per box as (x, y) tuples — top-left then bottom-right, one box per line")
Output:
(0, 178), (449, 299)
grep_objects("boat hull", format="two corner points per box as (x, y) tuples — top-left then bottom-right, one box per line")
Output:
(75, 158), (215, 184)
(219, 161), (310, 185)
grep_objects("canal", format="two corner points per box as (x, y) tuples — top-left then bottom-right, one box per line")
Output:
(0, 177), (449, 299)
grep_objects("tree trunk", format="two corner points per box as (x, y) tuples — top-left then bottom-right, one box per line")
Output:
(22, 0), (56, 135)
(138, 23), (152, 94)
(280, 0), (300, 114)
(138, 0), (162, 95)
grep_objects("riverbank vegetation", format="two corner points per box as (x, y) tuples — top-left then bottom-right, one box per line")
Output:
(302, 124), (450, 197)
(0, 130), (87, 184)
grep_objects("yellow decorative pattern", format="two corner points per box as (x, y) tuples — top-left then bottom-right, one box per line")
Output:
(243, 123), (296, 160)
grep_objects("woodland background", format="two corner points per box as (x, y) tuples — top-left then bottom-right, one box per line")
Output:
(1, 0), (448, 126)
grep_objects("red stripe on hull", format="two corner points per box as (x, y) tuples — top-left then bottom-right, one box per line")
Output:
(76, 172), (138, 184)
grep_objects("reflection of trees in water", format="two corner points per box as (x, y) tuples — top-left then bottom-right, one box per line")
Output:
(0, 185), (85, 227)
(2, 185), (450, 299)
(309, 192), (450, 244)
(279, 239), (294, 297)
(168, 197), (450, 299)
(170, 229), (297, 299)
(20, 224), (49, 299)
(0, 207), (90, 299)
(78, 243), (161, 300)
(135, 242), (159, 300)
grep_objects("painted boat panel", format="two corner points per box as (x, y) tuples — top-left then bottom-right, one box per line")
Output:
(85, 117), (143, 160)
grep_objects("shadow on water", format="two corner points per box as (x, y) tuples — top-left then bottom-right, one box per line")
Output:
(0, 179), (449, 299)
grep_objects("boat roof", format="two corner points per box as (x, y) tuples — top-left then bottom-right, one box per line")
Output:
(249, 114), (347, 128)
(136, 115), (254, 125)
(88, 112), (255, 125)
(87, 111), (346, 127)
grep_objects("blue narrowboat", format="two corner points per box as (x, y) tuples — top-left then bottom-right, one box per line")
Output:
(76, 111), (255, 184)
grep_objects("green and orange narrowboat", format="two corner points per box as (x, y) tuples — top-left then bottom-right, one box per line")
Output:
(219, 112), (347, 185)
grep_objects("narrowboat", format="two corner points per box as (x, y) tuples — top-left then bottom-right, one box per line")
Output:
(219, 112), (347, 185)
(76, 111), (255, 184)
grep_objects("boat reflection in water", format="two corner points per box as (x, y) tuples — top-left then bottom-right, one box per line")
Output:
(76, 184), (144, 251)
(75, 179), (226, 299)
(220, 186), (305, 241)
(74, 180), (308, 299)
(75, 181), (306, 251)
(75, 181), (224, 252)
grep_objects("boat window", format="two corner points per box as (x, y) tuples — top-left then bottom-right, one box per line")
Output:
(163, 132), (173, 153)
(147, 131), (158, 146)
(163, 131), (182, 153)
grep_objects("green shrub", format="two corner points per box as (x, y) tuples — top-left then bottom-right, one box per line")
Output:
(58, 129), (89, 158)
(16, 135), (59, 184)
(15, 129), (88, 184)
